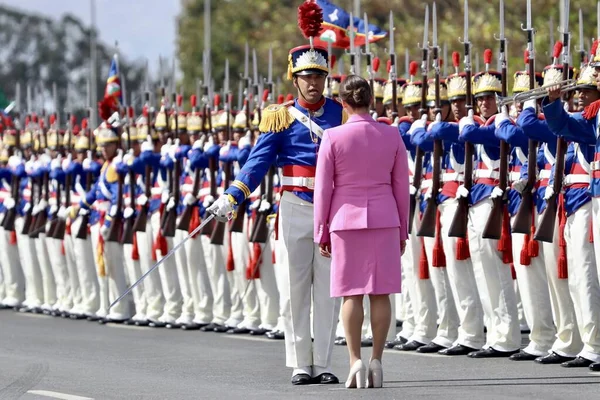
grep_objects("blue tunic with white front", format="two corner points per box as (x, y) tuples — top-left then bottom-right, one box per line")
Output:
(225, 98), (344, 205)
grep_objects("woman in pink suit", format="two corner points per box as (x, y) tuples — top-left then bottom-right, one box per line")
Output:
(314, 75), (410, 389)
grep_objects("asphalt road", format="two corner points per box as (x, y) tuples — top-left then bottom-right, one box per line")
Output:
(1, 310), (599, 400)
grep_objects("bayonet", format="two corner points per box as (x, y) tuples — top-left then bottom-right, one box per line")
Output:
(577, 8), (585, 66)
(385, 10), (398, 122)
(346, 13), (357, 75)
(362, 12), (375, 115)
(405, 48), (409, 79)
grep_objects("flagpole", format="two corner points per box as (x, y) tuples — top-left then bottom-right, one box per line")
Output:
(90, 0), (98, 128)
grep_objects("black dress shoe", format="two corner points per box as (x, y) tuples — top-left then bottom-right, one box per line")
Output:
(61, 311), (71, 318)
(180, 323), (200, 330)
(396, 319), (403, 327)
(87, 315), (101, 322)
(311, 373), (339, 384)
(361, 337), (373, 347)
(291, 373), (312, 385)
(394, 340), (425, 351)
(334, 337), (347, 346)
(535, 352), (575, 365)
(385, 337), (407, 349)
(213, 324), (231, 333)
(166, 322), (182, 329)
(561, 356), (594, 368)
(249, 328), (268, 336)
(133, 319), (150, 327)
(200, 323), (218, 332)
(417, 342), (446, 353)
(467, 348), (519, 358)
(509, 350), (538, 361)
(590, 362), (600, 371)
(266, 330), (284, 340)
(439, 344), (478, 356)
(148, 320), (167, 328)
(123, 319), (137, 326)
(69, 313), (87, 320)
(0, 304), (10, 310)
(227, 327), (251, 334)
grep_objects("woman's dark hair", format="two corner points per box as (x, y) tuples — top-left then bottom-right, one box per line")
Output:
(339, 75), (372, 109)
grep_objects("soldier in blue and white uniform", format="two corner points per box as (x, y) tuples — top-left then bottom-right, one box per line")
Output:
(208, 43), (344, 385)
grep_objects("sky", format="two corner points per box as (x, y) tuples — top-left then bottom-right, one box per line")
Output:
(0, 0), (181, 72)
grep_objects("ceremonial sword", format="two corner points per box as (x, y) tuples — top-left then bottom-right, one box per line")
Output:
(109, 213), (217, 310)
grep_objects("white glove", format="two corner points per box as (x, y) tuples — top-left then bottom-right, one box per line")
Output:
(409, 185), (417, 195)
(543, 186), (555, 200)
(100, 225), (109, 240)
(4, 197), (16, 210)
(62, 153), (72, 171)
(160, 138), (172, 157)
(202, 194), (215, 208)
(563, 101), (570, 113)
(141, 135), (153, 153)
(79, 207), (89, 216)
(512, 178), (528, 194)
(23, 202), (31, 214)
(249, 198), (261, 210)
(8, 154), (22, 169)
(50, 155), (63, 171)
(109, 204), (118, 217)
(49, 204), (58, 216)
(35, 199), (48, 215)
(137, 194), (148, 206)
(423, 186), (433, 201)
(122, 149), (134, 166)
(206, 195), (236, 223)
(57, 206), (68, 219)
(113, 149), (124, 165)
(166, 197), (176, 211)
(238, 133), (251, 148)
(494, 105), (510, 128)
(203, 136), (215, 152)
(459, 109), (475, 135)
(124, 196), (131, 207)
(490, 186), (504, 199)
(258, 200), (271, 213)
(82, 157), (92, 171)
(456, 185), (469, 199)
(427, 112), (442, 131)
(219, 141), (231, 156)
(523, 99), (537, 112)
(168, 139), (180, 160)
(39, 153), (51, 166)
(192, 138), (204, 150)
(161, 191), (170, 204)
(408, 114), (428, 135)
(123, 207), (135, 219)
(25, 156), (36, 174)
(183, 193), (197, 206)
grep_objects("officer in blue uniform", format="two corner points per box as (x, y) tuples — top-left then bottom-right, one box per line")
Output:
(208, 43), (345, 385)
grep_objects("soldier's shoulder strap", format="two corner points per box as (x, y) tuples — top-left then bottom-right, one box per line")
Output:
(258, 101), (295, 133)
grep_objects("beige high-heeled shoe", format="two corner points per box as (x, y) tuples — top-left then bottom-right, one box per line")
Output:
(368, 359), (383, 388)
(345, 360), (367, 389)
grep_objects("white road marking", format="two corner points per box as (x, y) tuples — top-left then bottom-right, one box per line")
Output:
(224, 335), (275, 343)
(384, 349), (441, 358)
(104, 323), (148, 330)
(27, 390), (94, 400)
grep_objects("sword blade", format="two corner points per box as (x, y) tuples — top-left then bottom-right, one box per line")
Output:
(109, 214), (216, 310)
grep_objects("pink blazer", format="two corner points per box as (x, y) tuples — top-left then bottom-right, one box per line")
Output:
(314, 113), (410, 244)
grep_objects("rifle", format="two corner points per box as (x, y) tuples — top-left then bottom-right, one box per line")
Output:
(162, 92), (179, 238)
(408, 4), (429, 234)
(535, 0), (570, 243)
(362, 12), (376, 117)
(120, 106), (136, 244)
(53, 113), (75, 240)
(45, 114), (62, 238)
(208, 94), (225, 245)
(106, 109), (124, 243)
(512, 0), (538, 234)
(30, 113), (49, 238)
(482, 0), (509, 240)
(417, 4), (440, 238)
(75, 109), (92, 239)
(133, 92), (153, 233)
(3, 113), (22, 232)
(200, 89), (216, 236)
(448, 0), (473, 238)
(386, 11), (399, 123)
(177, 94), (201, 232)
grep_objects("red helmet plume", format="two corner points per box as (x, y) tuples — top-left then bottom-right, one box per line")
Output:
(373, 57), (380, 73)
(298, 0), (323, 39)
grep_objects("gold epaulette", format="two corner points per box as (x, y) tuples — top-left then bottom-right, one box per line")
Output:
(258, 101), (295, 133)
(105, 164), (118, 183)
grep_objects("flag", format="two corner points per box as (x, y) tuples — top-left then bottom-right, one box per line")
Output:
(353, 16), (387, 47)
(104, 56), (122, 105)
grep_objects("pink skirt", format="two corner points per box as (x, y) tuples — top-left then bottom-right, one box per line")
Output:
(330, 227), (402, 297)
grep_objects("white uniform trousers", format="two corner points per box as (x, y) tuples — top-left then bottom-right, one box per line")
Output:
(468, 198), (521, 352)
(201, 234), (231, 325)
(231, 222), (261, 330)
(403, 210), (437, 344)
(70, 217), (100, 317)
(510, 215), (556, 356)
(423, 236), (460, 348)
(272, 226), (288, 333)
(15, 217), (44, 309)
(62, 227), (83, 314)
(135, 223), (165, 322)
(123, 242), (147, 322)
(397, 262), (415, 340)
(173, 228), (195, 325)
(0, 226), (24, 306)
(590, 198), (600, 283)
(278, 192), (340, 369)
(90, 222), (108, 317)
(46, 235), (72, 312)
(565, 202), (600, 362)
(541, 220), (583, 357)
(150, 211), (182, 323)
(183, 228), (213, 325)
(33, 234), (56, 310)
(254, 239), (280, 331)
(438, 200), (485, 349)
